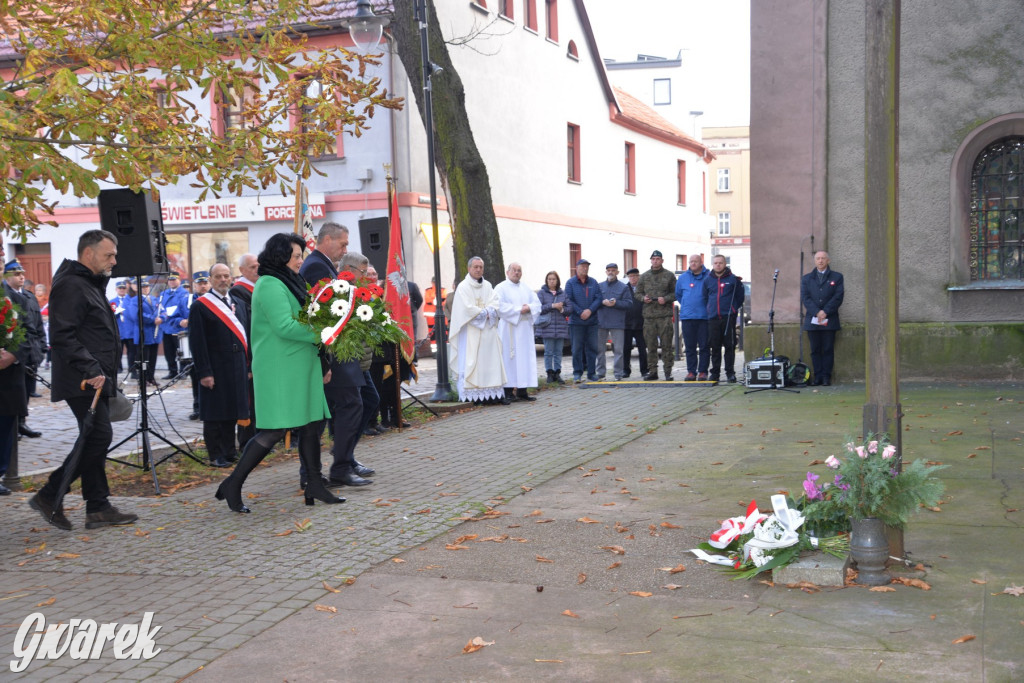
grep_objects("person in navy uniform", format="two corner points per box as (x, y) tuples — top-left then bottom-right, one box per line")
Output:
(156, 272), (188, 378)
(187, 271), (211, 419)
(800, 251), (845, 386)
(109, 280), (133, 373)
(124, 276), (162, 386)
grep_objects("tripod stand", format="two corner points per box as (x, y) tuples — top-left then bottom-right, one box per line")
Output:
(106, 274), (203, 494)
(745, 270), (799, 395)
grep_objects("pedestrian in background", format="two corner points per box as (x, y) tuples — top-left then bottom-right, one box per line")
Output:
(564, 258), (602, 383)
(675, 254), (711, 381)
(703, 255), (744, 384)
(595, 263), (632, 381)
(622, 268), (647, 379)
(635, 250), (677, 381)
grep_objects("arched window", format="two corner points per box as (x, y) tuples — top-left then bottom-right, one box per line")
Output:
(970, 136), (1024, 280)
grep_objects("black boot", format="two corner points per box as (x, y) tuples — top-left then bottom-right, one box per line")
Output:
(554, 370), (565, 385)
(298, 425), (346, 506)
(215, 435), (276, 513)
(516, 388), (537, 402)
(545, 370), (555, 383)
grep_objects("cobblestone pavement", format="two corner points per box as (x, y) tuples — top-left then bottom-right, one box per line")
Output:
(1, 355), (731, 680)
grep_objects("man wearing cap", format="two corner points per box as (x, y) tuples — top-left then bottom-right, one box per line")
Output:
(622, 268), (647, 378)
(595, 263), (632, 381)
(187, 271), (211, 419)
(156, 272), (188, 379)
(3, 260), (46, 434)
(110, 280), (133, 374)
(675, 254), (711, 381)
(635, 251), (677, 381)
(494, 262), (541, 400)
(124, 276), (162, 386)
(564, 258), (603, 382)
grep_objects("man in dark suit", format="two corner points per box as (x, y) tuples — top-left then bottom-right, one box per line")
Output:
(229, 253), (259, 451)
(622, 267), (648, 379)
(3, 260), (45, 436)
(188, 263), (249, 467)
(298, 224), (374, 486)
(801, 251), (845, 386)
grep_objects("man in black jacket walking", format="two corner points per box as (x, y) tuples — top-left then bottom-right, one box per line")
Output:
(29, 229), (138, 531)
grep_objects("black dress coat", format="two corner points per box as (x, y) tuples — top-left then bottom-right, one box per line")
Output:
(800, 268), (845, 331)
(3, 282), (45, 366)
(48, 259), (119, 402)
(187, 296), (249, 421)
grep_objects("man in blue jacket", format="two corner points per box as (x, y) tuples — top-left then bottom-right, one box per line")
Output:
(800, 251), (844, 385)
(156, 272), (189, 378)
(595, 263), (632, 381)
(702, 255), (744, 383)
(564, 258), (602, 382)
(675, 254), (711, 381)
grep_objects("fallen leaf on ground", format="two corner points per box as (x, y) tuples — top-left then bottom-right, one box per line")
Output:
(521, 486), (533, 492)
(869, 586), (896, 592)
(893, 577), (931, 590)
(659, 564), (686, 574)
(463, 637), (494, 654)
(392, 558), (406, 563)
(275, 529), (293, 537)
(807, 459), (825, 466)
(601, 545), (626, 555)
(535, 519), (555, 524)
(314, 604), (337, 613)
(561, 609), (580, 618)
(577, 517), (600, 524)
(629, 591), (653, 598)
(55, 553), (81, 559)
(970, 579), (987, 585)
(454, 534), (478, 544)
(662, 584), (682, 590)
(477, 535), (508, 542)
(577, 573), (587, 585)
(36, 597), (55, 607)
(787, 581), (820, 593)
(947, 430), (963, 436)
(605, 466), (616, 471)
(536, 555), (554, 563)
(951, 635), (975, 644)
(607, 561), (621, 570)
(660, 522), (682, 529)
(526, 510), (544, 517)
(445, 544), (471, 551)
(322, 581), (341, 593)
(1002, 585), (1024, 597)
(25, 543), (45, 555)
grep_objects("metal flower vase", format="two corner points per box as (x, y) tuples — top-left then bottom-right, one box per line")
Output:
(850, 517), (889, 585)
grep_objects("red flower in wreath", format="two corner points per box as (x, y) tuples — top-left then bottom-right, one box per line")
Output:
(368, 284), (384, 297)
(317, 287), (335, 303)
(338, 270), (356, 282)
(353, 287), (372, 302)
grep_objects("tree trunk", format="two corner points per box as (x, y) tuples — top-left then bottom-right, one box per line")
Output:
(391, 0), (505, 283)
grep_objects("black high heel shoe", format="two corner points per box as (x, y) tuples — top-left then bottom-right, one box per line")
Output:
(304, 481), (346, 506)
(215, 480), (251, 513)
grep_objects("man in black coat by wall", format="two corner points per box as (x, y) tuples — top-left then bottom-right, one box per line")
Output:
(3, 260), (45, 435)
(30, 229), (138, 531)
(189, 263), (250, 467)
(800, 250), (845, 386)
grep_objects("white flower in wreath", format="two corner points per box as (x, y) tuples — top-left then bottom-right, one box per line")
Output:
(307, 301), (320, 316)
(320, 327), (335, 344)
(355, 304), (374, 321)
(383, 312), (394, 325)
(330, 299), (350, 318)
(331, 279), (351, 295)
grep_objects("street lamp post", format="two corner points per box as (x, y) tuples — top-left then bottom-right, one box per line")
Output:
(345, 0), (451, 401)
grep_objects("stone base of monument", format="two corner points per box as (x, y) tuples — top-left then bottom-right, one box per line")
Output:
(773, 551), (850, 586)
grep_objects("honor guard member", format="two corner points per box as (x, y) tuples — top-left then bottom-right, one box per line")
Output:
(635, 250), (677, 381)
(156, 272), (188, 378)
(110, 280), (132, 373)
(3, 260), (46, 435)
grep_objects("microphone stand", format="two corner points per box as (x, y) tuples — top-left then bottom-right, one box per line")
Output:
(746, 270), (799, 395)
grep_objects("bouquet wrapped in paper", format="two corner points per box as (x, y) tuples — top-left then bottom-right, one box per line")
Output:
(297, 271), (408, 362)
(0, 297), (26, 354)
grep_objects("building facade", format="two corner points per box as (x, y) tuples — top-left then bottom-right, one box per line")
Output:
(704, 126), (750, 283)
(749, 0), (1024, 379)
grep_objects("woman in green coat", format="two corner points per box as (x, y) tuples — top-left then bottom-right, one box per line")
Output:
(216, 233), (344, 512)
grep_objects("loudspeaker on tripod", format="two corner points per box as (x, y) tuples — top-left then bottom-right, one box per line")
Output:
(99, 188), (169, 277)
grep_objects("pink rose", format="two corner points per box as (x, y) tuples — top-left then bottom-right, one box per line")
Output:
(855, 446), (867, 458)
(882, 445), (896, 459)
(845, 442), (855, 453)
(825, 455), (840, 469)
(868, 440), (879, 454)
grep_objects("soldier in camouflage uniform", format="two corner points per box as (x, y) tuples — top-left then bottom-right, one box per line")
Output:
(634, 250), (677, 381)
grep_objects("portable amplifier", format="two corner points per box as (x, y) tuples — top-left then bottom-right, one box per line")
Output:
(744, 357), (790, 388)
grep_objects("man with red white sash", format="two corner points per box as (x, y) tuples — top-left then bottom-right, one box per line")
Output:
(188, 263), (250, 468)
(229, 253), (259, 449)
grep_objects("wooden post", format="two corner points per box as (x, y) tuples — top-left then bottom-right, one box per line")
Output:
(863, 0), (903, 558)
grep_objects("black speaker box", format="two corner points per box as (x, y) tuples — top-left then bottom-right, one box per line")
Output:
(358, 216), (389, 277)
(100, 189), (169, 277)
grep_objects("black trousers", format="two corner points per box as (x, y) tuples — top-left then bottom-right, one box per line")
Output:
(327, 388), (363, 479)
(203, 419), (237, 463)
(807, 329), (837, 381)
(623, 327), (648, 376)
(707, 315), (737, 379)
(142, 343), (158, 382)
(39, 395), (113, 512)
(363, 368), (383, 429)
(162, 334), (179, 375)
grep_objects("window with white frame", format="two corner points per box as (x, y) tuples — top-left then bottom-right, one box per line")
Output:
(653, 78), (671, 105)
(717, 212), (731, 236)
(717, 168), (731, 192)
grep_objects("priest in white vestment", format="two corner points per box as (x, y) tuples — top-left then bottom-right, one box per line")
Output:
(494, 262), (541, 401)
(448, 257), (508, 404)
